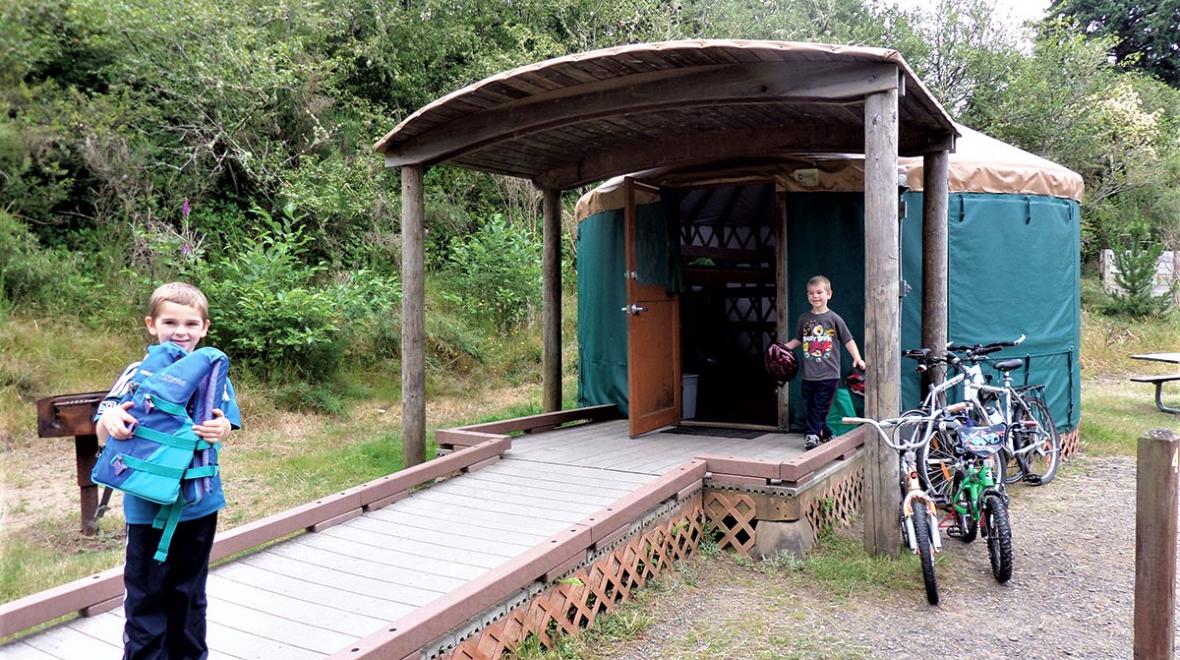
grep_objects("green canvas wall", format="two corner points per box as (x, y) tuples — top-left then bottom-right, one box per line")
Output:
(576, 190), (1082, 433)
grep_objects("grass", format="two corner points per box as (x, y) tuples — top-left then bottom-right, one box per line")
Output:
(0, 318), (143, 447)
(0, 290), (585, 605)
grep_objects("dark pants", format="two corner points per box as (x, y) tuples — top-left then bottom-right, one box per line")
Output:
(802, 379), (840, 438)
(123, 513), (217, 660)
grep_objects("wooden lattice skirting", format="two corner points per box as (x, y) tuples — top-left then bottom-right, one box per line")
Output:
(1060, 427), (1081, 460)
(445, 496), (705, 659)
(802, 461), (865, 537)
(704, 454), (865, 557)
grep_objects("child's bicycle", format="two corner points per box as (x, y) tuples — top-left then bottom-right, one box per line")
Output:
(945, 336), (1061, 486)
(941, 418), (1014, 583)
(900, 347), (1006, 504)
(843, 413), (943, 605)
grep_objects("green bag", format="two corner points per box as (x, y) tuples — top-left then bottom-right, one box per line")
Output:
(826, 387), (858, 436)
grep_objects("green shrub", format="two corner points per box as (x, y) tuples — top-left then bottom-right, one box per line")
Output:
(1104, 223), (1172, 317)
(442, 214), (540, 329)
(0, 210), (92, 313)
(200, 206), (400, 381)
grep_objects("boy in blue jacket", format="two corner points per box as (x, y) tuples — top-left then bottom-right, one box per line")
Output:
(96, 282), (241, 660)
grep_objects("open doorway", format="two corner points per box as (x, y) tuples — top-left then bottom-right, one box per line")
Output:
(676, 182), (780, 427)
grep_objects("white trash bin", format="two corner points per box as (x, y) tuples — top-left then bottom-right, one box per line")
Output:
(682, 373), (699, 419)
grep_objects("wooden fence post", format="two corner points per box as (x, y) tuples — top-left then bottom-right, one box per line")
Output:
(1135, 428), (1179, 659)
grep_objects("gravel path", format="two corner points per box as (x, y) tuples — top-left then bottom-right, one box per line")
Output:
(601, 456), (1149, 659)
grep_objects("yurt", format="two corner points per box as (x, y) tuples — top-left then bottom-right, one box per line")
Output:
(574, 124), (1082, 443)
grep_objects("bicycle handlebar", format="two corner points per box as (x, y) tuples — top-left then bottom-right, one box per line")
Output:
(946, 334), (1026, 356)
(842, 415), (935, 452)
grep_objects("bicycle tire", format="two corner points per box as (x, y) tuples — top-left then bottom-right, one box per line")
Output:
(983, 493), (1013, 583)
(910, 500), (940, 605)
(916, 430), (956, 504)
(954, 488), (978, 543)
(1013, 397), (1060, 486)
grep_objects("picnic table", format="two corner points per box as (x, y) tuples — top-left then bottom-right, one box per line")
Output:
(1129, 353), (1180, 414)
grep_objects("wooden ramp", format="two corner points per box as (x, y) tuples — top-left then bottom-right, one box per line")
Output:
(3, 412), (841, 659)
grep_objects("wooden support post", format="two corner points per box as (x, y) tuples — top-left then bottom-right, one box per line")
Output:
(863, 84), (901, 557)
(1134, 428), (1179, 659)
(401, 165), (426, 468)
(75, 434), (99, 535)
(921, 150), (949, 395)
(542, 187), (563, 413)
(775, 192), (790, 429)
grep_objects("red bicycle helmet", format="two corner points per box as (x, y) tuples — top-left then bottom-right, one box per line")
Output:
(765, 342), (798, 385)
(845, 368), (866, 396)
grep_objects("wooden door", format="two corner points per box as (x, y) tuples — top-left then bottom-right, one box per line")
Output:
(625, 179), (681, 437)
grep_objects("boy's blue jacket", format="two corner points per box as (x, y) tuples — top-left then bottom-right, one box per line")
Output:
(92, 342), (233, 561)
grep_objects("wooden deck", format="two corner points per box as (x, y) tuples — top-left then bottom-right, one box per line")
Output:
(4, 418), (819, 659)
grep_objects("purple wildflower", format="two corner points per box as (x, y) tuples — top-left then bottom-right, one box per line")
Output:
(182, 197), (191, 219)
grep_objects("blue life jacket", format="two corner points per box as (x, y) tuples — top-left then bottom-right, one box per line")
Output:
(92, 342), (230, 561)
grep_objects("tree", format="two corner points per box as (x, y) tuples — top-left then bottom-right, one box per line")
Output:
(1049, 0), (1180, 86)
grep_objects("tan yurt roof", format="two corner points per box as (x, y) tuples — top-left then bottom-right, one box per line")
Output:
(574, 124), (1083, 221)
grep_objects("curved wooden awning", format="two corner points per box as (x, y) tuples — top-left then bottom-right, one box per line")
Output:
(375, 40), (958, 189)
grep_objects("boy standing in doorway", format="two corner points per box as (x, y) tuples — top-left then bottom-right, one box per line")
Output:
(782, 275), (865, 449)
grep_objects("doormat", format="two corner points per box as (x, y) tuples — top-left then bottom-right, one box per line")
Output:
(661, 426), (766, 440)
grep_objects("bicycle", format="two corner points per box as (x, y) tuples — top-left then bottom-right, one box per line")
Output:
(901, 348), (1006, 504)
(946, 336), (1061, 486)
(843, 413), (943, 605)
(942, 419), (1014, 583)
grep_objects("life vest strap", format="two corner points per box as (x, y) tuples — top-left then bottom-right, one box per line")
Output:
(132, 424), (212, 451)
(148, 396), (190, 419)
(184, 465), (219, 479)
(151, 503), (184, 563)
(119, 455), (186, 480)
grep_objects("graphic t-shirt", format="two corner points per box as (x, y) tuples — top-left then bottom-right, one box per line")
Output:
(794, 310), (851, 381)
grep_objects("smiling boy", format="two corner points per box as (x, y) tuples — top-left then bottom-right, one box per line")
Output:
(781, 275), (865, 449)
(95, 282), (240, 659)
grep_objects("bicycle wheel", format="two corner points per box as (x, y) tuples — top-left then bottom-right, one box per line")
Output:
(910, 500), (940, 605)
(982, 493), (1013, 583)
(916, 431), (956, 504)
(953, 487), (978, 544)
(1012, 397), (1060, 486)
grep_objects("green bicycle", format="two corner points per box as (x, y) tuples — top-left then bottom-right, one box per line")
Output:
(945, 420), (1014, 583)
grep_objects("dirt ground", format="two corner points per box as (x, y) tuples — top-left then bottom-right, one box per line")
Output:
(595, 455), (1151, 659)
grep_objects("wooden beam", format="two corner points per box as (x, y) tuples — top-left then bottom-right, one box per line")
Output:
(921, 151), (949, 396)
(542, 187), (563, 412)
(382, 62), (898, 166)
(401, 165), (426, 468)
(862, 87), (901, 558)
(775, 192), (790, 429)
(537, 124), (867, 189)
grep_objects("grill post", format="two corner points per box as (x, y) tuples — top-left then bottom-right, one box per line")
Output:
(36, 392), (108, 536)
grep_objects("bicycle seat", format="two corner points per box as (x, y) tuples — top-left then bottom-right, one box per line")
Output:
(994, 359), (1023, 372)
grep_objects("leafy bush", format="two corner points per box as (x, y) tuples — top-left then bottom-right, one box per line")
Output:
(0, 211), (92, 313)
(199, 206), (400, 381)
(1103, 223), (1173, 318)
(443, 214), (540, 329)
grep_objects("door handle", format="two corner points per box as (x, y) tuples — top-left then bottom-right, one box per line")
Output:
(620, 304), (648, 315)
